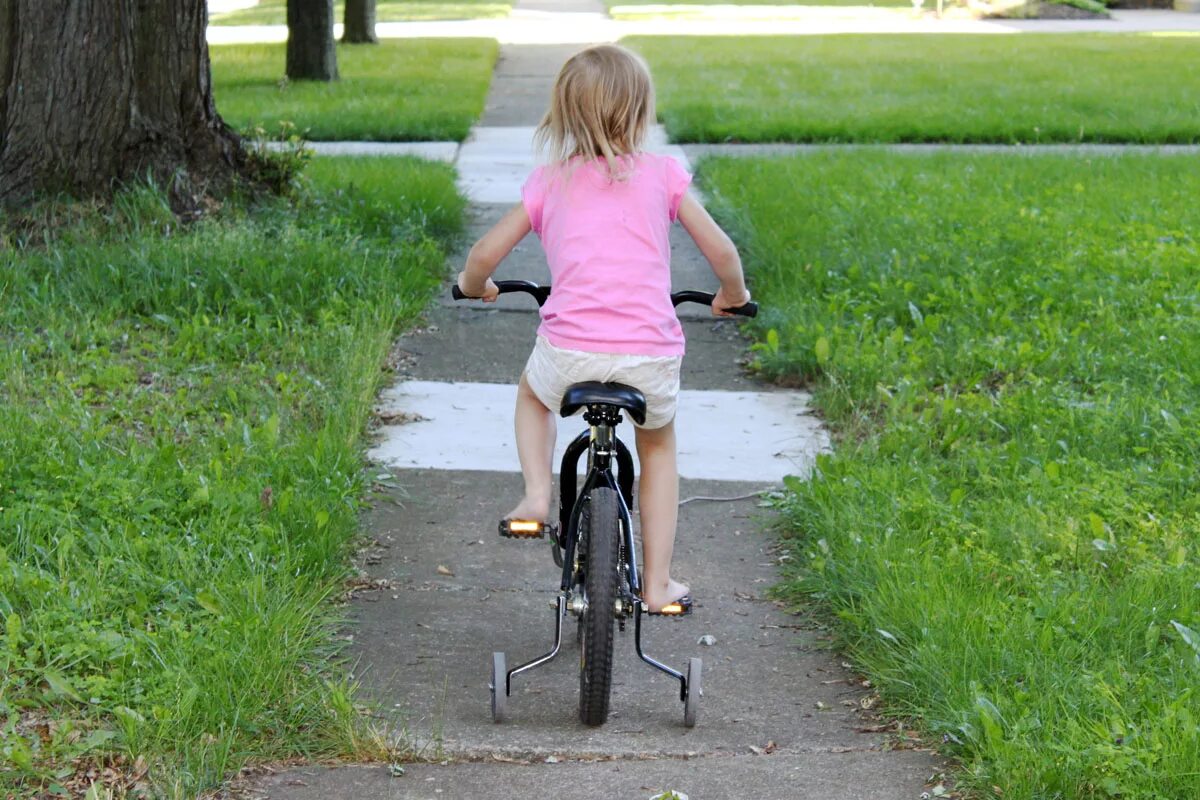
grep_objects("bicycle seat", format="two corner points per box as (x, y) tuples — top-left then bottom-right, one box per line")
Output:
(560, 382), (646, 426)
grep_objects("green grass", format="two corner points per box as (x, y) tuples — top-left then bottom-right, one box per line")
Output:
(0, 157), (465, 797)
(701, 152), (1200, 799)
(210, 0), (510, 24)
(628, 34), (1200, 143)
(212, 39), (498, 141)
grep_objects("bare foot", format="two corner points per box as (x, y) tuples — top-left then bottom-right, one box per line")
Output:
(642, 578), (690, 613)
(504, 495), (550, 524)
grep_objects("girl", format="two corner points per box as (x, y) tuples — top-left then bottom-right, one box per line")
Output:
(457, 44), (750, 614)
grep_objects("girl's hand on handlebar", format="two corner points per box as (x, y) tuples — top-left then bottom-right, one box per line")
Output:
(712, 286), (752, 317)
(457, 271), (499, 302)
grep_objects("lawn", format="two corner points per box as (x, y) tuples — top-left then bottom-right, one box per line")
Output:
(700, 152), (1200, 798)
(629, 34), (1200, 143)
(211, 39), (498, 141)
(0, 157), (465, 797)
(210, 0), (510, 24)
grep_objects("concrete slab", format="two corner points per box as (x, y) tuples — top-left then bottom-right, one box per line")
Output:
(246, 436), (936, 796)
(251, 750), (940, 800)
(516, 0), (607, 14)
(293, 141), (460, 160)
(385, 305), (766, 392)
(482, 44), (594, 126)
(325, 472), (919, 761)
(368, 380), (828, 481)
(456, 126), (691, 204)
(206, 12), (1200, 45)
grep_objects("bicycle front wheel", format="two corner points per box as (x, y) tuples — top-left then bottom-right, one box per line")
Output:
(578, 486), (621, 726)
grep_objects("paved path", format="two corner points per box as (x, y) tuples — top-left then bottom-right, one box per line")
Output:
(247, 8), (942, 800)
(208, 9), (1200, 44)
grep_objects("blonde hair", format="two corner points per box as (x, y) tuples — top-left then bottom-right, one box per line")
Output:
(533, 45), (656, 180)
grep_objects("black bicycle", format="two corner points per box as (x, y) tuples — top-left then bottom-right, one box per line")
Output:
(452, 280), (756, 727)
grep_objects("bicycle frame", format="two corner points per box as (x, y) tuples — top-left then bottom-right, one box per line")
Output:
(557, 404), (638, 595)
(504, 402), (689, 702)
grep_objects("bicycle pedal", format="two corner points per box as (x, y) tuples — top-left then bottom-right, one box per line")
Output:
(641, 595), (694, 618)
(499, 519), (556, 540)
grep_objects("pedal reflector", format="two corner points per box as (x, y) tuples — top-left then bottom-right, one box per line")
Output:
(658, 602), (686, 615)
(499, 519), (547, 539)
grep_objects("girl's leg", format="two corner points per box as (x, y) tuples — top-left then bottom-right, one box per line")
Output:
(634, 419), (689, 611)
(507, 373), (556, 522)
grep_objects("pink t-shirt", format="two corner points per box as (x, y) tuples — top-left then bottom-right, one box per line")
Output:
(521, 153), (692, 357)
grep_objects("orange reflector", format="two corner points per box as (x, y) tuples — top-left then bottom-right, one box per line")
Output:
(507, 520), (541, 534)
(659, 602), (684, 615)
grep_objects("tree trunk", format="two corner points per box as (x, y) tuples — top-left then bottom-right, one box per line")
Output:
(343, 0), (378, 44)
(0, 0), (244, 209)
(287, 0), (339, 81)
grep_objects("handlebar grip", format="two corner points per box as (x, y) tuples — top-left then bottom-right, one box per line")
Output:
(726, 301), (758, 318)
(670, 290), (758, 318)
(450, 280), (552, 307)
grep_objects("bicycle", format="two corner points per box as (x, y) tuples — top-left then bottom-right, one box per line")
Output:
(452, 279), (757, 727)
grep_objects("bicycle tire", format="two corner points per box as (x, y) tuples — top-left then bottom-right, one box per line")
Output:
(490, 651), (507, 723)
(578, 486), (620, 726)
(684, 657), (701, 728)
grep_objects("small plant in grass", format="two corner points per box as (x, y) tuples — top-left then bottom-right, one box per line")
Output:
(243, 122), (313, 195)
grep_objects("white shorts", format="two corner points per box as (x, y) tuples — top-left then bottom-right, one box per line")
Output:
(523, 336), (682, 430)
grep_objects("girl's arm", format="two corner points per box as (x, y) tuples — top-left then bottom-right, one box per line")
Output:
(457, 203), (533, 301)
(676, 195), (751, 317)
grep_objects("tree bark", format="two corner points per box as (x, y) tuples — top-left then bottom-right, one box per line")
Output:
(0, 0), (244, 208)
(343, 0), (378, 44)
(287, 0), (339, 81)
(0, 2), (13, 133)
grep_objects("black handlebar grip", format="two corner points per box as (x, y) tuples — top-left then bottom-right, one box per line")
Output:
(451, 280), (552, 307)
(670, 290), (758, 318)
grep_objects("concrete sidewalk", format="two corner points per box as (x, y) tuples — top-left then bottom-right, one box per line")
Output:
(207, 9), (1200, 44)
(244, 12), (943, 800)
(291, 138), (1200, 169)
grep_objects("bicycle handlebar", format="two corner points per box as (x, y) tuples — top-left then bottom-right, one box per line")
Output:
(452, 280), (757, 318)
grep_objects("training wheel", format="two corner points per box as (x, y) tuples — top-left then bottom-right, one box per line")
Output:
(684, 657), (702, 728)
(490, 651), (507, 723)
